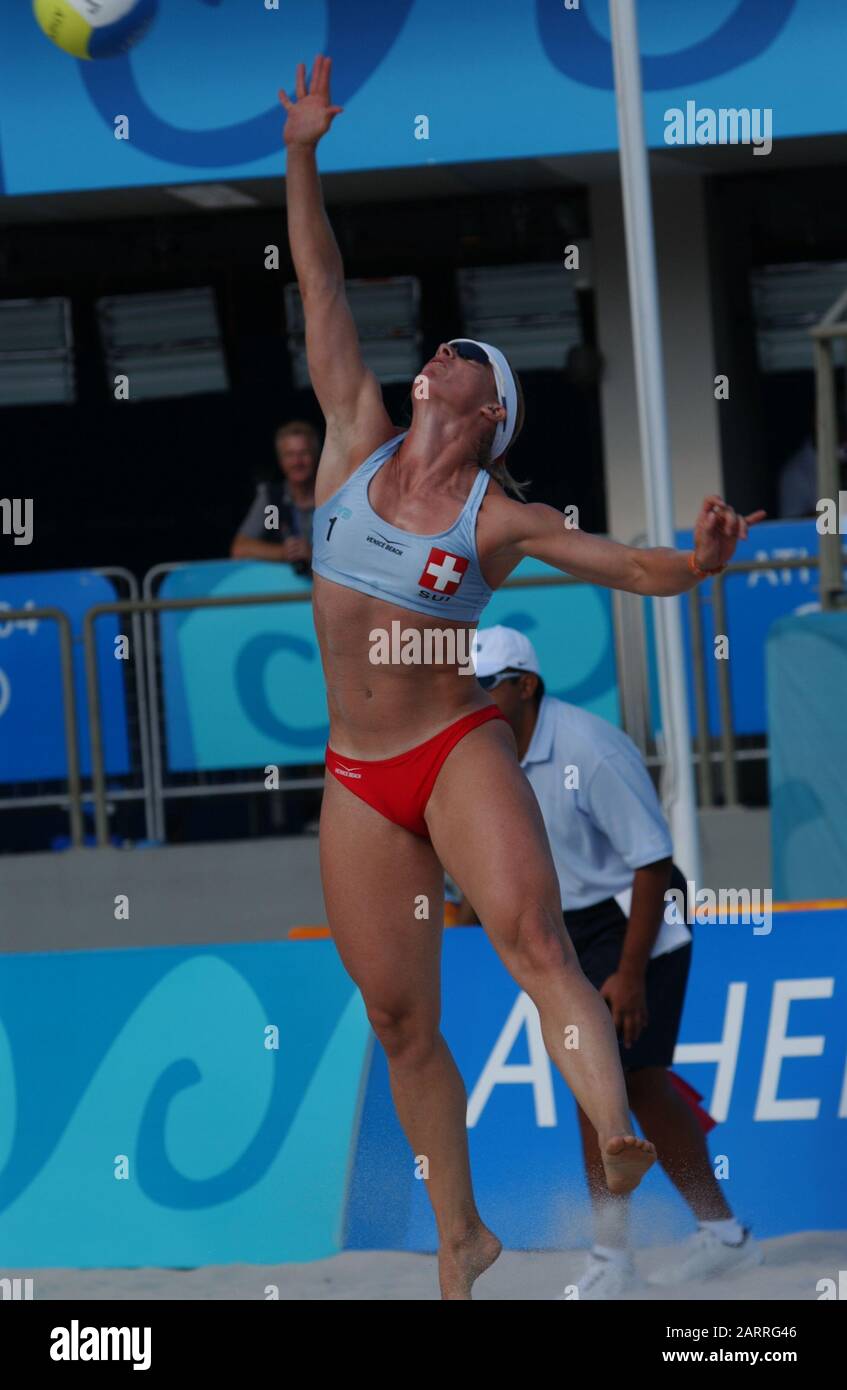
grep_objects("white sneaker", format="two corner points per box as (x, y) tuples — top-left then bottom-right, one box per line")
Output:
(558, 1250), (637, 1300)
(647, 1226), (762, 1286)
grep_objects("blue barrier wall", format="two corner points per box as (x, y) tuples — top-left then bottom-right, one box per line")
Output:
(1, 1), (843, 196)
(157, 558), (619, 771)
(1, 908), (843, 1267)
(0, 571), (130, 784)
(768, 613), (847, 901)
(159, 560), (322, 772)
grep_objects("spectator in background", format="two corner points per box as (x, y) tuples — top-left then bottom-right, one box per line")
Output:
(231, 421), (319, 570)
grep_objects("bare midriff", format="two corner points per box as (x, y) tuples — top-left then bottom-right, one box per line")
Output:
(313, 572), (493, 759)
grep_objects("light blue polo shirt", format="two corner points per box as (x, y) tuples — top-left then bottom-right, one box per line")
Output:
(521, 696), (689, 955)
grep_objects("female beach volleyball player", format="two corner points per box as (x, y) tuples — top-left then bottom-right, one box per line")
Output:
(279, 56), (764, 1300)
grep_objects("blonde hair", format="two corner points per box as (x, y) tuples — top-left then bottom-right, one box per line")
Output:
(275, 420), (320, 458)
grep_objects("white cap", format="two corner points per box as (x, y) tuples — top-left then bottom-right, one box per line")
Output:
(447, 338), (518, 459)
(472, 625), (541, 679)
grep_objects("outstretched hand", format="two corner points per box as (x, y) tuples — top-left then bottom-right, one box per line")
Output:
(692, 495), (767, 571)
(279, 54), (344, 148)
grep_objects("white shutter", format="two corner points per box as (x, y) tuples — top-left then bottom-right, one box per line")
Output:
(97, 288), (228, 400)
(456, 261), (585, 371)
(285, 276), (422, 387)
(0, 298), (75, 406)
(752, 262), (847, 373)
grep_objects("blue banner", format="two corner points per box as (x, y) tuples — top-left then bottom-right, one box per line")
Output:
(2, 1), (843, 196)
(348, 908), (847, 1251)
(0, 571), (130, 785)
(158, 557), (619, 772)
(0, 940), (368, 1267)
(2, 908), (841, 1268)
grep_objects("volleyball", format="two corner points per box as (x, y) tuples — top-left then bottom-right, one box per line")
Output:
(33, 0), (158, 60)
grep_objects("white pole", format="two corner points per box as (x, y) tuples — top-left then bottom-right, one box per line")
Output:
(608, 0), (702, 884)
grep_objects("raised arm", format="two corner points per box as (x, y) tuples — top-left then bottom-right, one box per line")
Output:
(280, 56), (391, 488)
(487, 494), (766, 596)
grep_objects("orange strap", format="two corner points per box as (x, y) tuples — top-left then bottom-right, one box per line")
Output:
(688, 551), (726, 580)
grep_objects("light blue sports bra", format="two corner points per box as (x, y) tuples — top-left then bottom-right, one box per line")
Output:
(311, 431), (494, 622)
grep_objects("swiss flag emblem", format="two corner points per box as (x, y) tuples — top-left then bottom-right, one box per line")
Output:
(418, 547), (469, 594)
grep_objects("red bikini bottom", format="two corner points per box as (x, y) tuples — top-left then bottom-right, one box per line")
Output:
(325, 705), (508, 840)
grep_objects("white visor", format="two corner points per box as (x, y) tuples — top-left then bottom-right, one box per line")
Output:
(448, 339), (518, 460)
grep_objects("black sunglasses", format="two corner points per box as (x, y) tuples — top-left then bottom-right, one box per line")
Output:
(478, 670), (523, 691)
(449, 339), (491, 366)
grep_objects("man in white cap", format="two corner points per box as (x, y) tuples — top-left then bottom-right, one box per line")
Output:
(456, 624), (760, 1298)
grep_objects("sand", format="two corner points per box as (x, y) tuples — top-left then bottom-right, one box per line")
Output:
(12, 1231), (846, 1300)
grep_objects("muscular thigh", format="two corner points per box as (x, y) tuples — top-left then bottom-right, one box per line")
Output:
(319, 773), (445, 1018)
(424, 719), (566, 949)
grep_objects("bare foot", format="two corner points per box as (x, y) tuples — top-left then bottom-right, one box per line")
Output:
(438, 1225), (502, 1300)
(601, 1134), (656, 1195)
